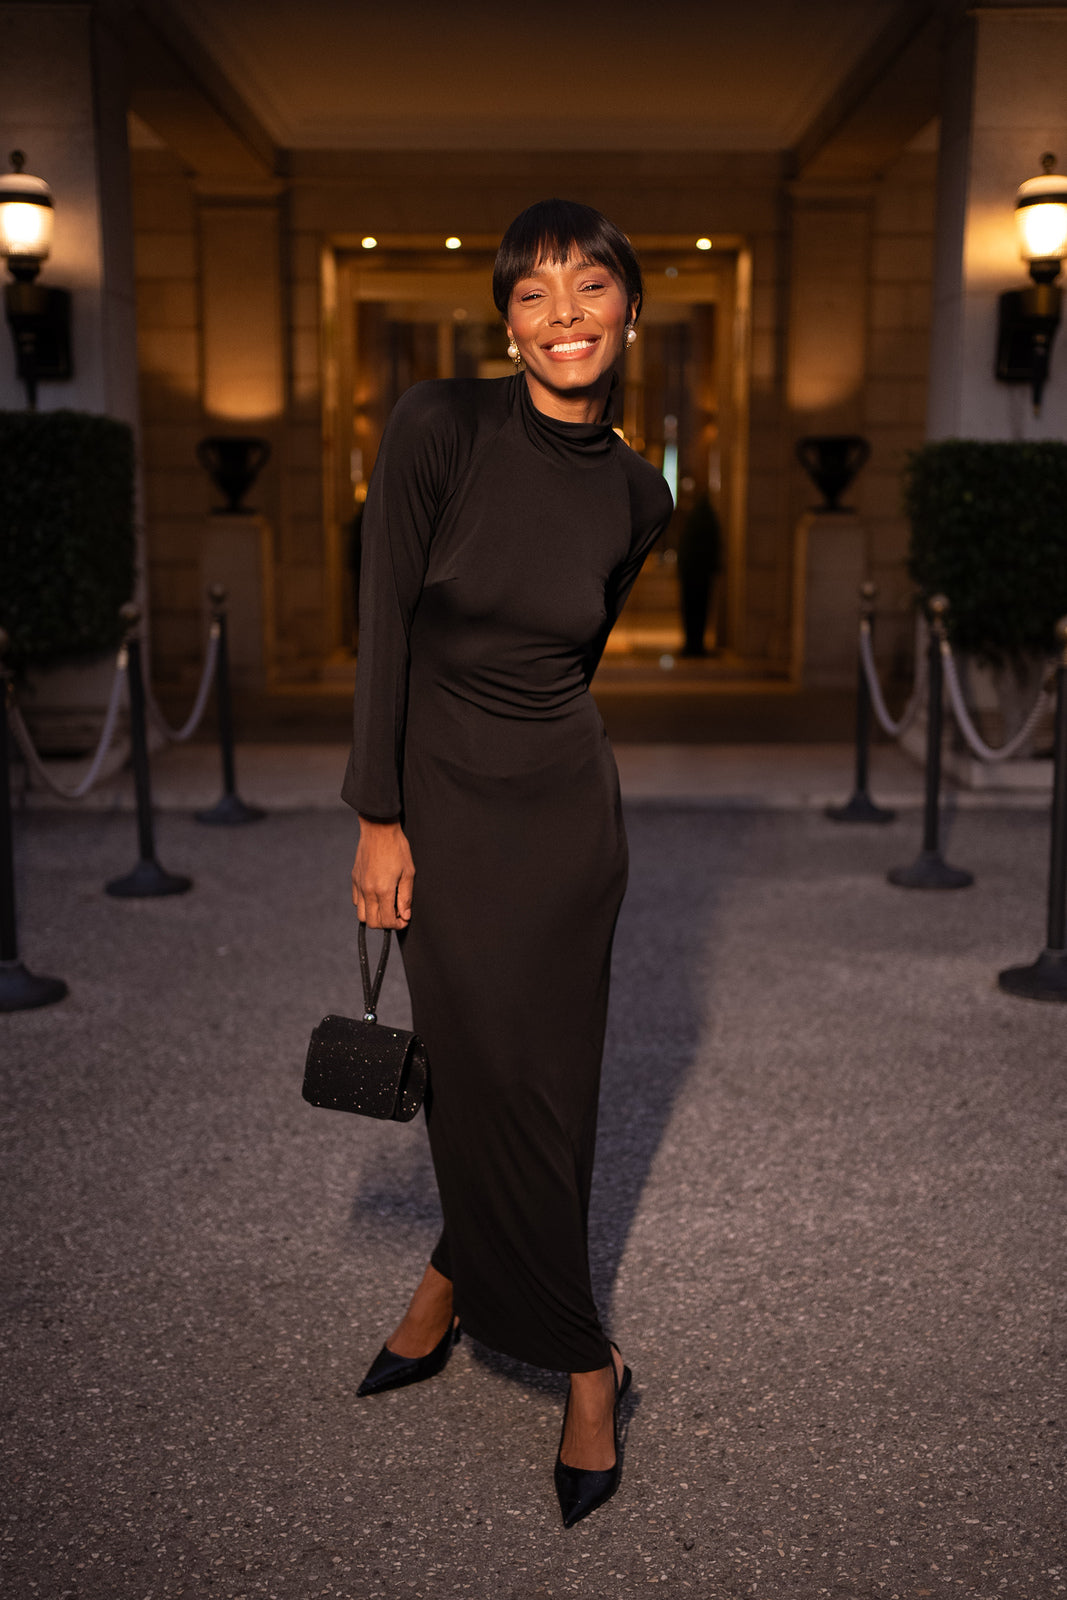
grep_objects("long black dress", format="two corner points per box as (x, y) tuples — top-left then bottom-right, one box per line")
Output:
(343, 372), (672, 1373)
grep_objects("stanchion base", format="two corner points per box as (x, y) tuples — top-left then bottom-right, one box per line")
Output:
(0, 959), (68, 1012)
(887, 850), (974, 889)
(998, 947), (1067, 1003)
(105, 859), (193, 898)
(826, 791), (896, 824)
(194, 792), (266, 826)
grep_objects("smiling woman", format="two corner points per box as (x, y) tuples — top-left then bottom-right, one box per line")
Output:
(342, 199), (672, 1527)
(493, 199), (644, 421)
(504, 254), (634, 417)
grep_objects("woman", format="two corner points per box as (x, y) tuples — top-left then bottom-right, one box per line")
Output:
(343, 198), (672, 1526)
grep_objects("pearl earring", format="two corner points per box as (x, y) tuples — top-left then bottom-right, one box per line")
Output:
(624, 325), (637, 348)
(507, 338), (522, 367)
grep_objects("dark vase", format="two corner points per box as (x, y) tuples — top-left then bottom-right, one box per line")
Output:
(796, 434), (871, 512)
(196, 436), (272, 514)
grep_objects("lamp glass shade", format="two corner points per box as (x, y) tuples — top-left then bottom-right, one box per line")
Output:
(1015, 171), (1067, 262)
(0, 171), (54, 262)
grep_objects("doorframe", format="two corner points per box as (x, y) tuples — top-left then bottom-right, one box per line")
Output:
(320, 232), (752, 662)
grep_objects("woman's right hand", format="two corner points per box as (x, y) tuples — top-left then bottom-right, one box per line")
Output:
(352, 817), (415, 929)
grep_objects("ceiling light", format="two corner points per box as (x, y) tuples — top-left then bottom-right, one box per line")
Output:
(445, 236), (462, 250)
(695, 238), (712, 252)
(361, 236), (377, 250)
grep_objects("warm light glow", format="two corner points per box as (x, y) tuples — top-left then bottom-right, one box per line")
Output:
(361, 236), (377, 250)
(445, 236), (462, 250)
(0, 164), (54, 263)
(205, 388), (283, 425)
(1016, 199), (1067, 261)
(1015, 163), (1067, 263)
(695, 237), (712, 252)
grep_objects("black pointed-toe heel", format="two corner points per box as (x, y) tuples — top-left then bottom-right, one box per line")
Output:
(554, 1345), (632, 1529)
(356, 1318), (460, 1397)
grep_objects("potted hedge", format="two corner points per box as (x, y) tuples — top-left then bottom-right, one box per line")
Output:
(905, 439), (1067, 749)
(0, 409), (135, 753)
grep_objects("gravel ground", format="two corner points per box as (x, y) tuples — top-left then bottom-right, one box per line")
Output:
(1, 802), (1064, 1600)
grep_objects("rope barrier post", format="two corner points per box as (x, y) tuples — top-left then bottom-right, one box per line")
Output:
(998, 616), (1067, 1002)
(888, 594), (974, 890)
(826, 581), (896, 824)
(106, 604), (193, 899)
(0, 629), (69, 1010)
(194, 585), (265, 826)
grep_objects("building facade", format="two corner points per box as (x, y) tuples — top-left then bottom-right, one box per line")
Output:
(2, 0), (1065, 704)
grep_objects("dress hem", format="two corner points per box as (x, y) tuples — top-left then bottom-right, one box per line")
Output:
(457, 1315), (614, 1375)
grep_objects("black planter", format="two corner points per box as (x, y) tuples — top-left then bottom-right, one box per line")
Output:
(196, 436), (271, 514)
(796, 434), (870, 512)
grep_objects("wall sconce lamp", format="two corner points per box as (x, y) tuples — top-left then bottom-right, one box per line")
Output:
(995, 152), (1067, 413)
(0, 151), (72, 409)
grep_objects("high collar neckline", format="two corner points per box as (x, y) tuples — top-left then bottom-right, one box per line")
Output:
(515, 373), (617, 464)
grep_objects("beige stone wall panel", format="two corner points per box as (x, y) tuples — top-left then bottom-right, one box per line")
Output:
(872, 232), (934, 284)
(136, 280), (199, 330)
(868, 326), (931, 379)
(142, 517), (205, 566)
(145, 466), (217, 519)
(134, 232), (198, 280)
(141, 424), (206, 472)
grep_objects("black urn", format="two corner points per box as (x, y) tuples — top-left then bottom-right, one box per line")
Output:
(196, 436), (272, 514)
(795, 434), (871, 513)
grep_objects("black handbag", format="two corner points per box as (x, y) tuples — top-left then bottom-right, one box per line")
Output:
(302, 923), (428, 1122)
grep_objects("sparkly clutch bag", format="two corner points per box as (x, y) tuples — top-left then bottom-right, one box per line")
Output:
(302, 924), (428, 1122)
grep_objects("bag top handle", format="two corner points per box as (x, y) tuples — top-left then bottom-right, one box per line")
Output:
(358, 922), (392, 1022)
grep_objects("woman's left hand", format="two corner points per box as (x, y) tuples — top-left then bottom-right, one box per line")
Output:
(352, 816), (415, 929)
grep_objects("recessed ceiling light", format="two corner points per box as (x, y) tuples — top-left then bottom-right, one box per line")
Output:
(445, 236), (462, 250)
(361, 236), (377, 249)
(696, 237), (712, 251)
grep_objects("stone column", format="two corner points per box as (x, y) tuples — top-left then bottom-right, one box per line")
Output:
(927, 3), (1067, 440)
(0, 2), (138, 424)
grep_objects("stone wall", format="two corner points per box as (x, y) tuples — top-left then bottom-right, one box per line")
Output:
(132, 145), (205, 679)
(858, 145), (938, 680)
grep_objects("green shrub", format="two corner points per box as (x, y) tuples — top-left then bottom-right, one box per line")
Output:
(0, 409), (135, 671)
(905, 439), (1067, 665)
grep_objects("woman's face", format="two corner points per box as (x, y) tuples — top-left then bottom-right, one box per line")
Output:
(506, 252), (635, 419)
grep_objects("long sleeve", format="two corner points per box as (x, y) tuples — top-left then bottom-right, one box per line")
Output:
(341, 384), (457, 817)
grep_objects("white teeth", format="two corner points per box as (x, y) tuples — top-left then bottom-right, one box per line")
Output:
(548, 339), (593, 352)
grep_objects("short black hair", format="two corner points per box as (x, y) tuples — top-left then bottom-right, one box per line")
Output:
(492, 198), (643, 321)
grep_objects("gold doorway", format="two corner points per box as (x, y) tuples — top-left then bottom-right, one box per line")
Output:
(321, 236), (750, 672)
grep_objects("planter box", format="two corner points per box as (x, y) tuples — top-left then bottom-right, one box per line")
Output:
(17, 650), (127, 758)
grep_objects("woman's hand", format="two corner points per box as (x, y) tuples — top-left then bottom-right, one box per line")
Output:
(352, 817), (415, 929)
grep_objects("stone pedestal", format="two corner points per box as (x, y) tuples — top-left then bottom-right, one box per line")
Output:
(200, 514), (273, 688)
(795, 510), (866, 687)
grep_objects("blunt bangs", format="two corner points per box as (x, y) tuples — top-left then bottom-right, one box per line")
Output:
(492, 198), (644, 319)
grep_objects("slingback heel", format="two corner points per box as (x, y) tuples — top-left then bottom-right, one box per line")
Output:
(553, 1345), (632, 1528)
(357, 1318), (460, 1397)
